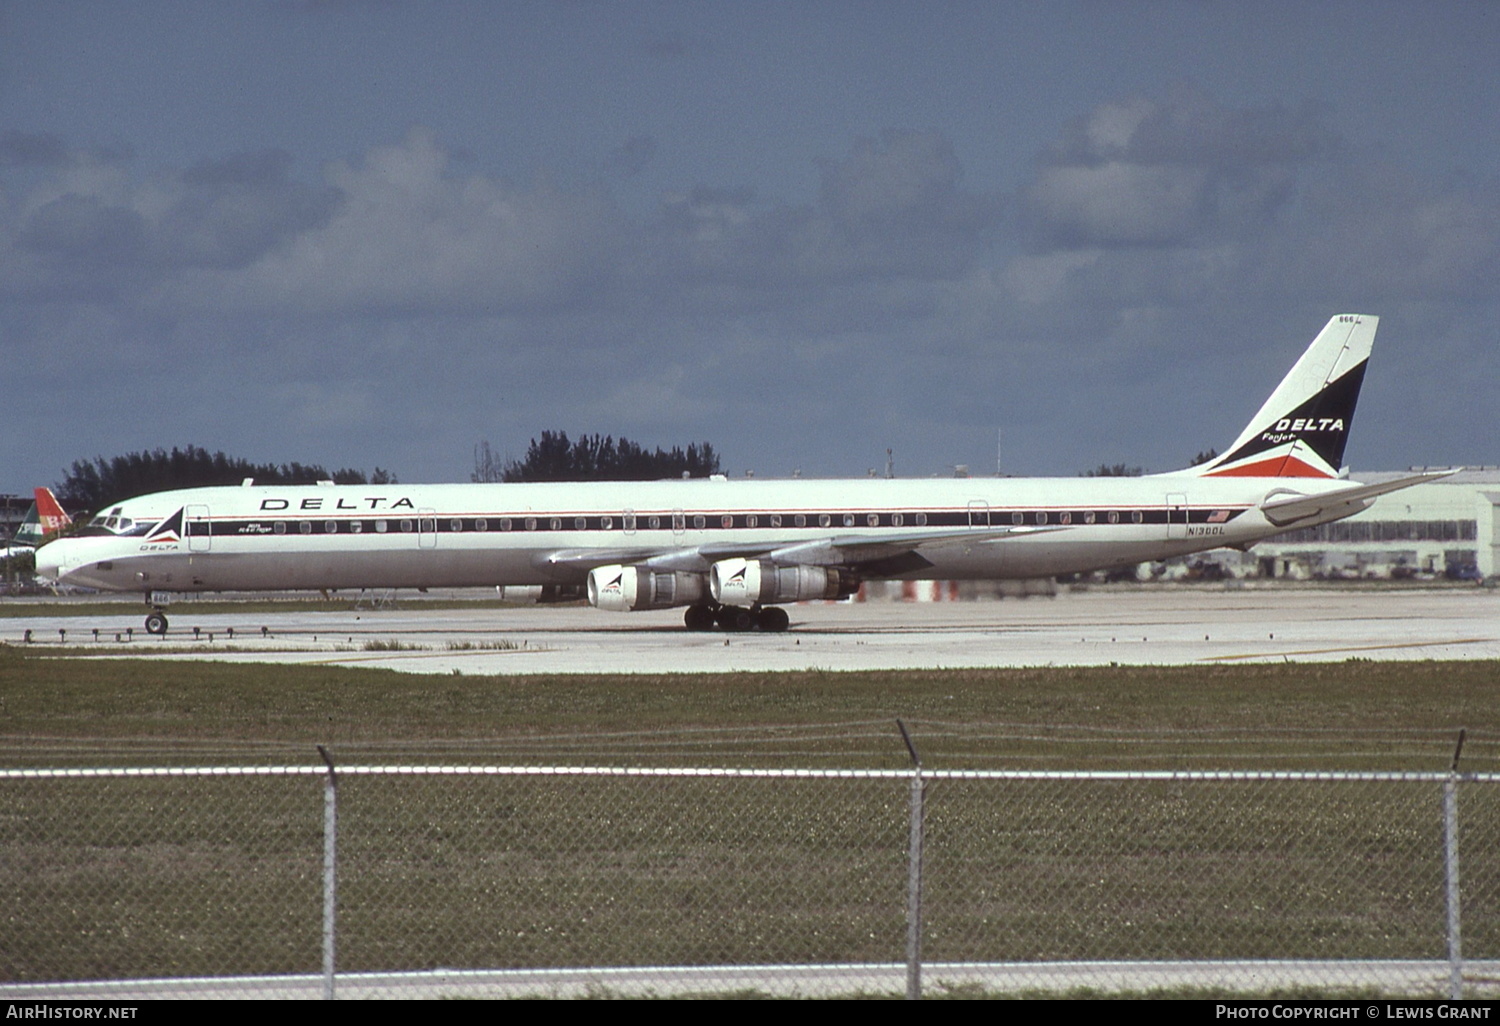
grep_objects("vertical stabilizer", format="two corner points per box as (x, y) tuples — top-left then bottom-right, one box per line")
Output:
(34, 488), (70, 534)
(1192, 314), (1375, 478)
(13, 488), (72, 547)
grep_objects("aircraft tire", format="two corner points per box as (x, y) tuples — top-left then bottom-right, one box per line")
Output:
(144, 612), (168, 636)
(756, 606), (790, 632)
(683, 605), (717, 632)
(717, 606), (755, 632)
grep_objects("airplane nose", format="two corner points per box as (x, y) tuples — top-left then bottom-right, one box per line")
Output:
(33, 543), (67, 582)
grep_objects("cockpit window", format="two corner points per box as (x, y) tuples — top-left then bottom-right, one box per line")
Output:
(79, 515), (155, 538)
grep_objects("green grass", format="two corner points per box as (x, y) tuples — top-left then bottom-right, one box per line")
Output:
(362, 638), (428, 651)
(1, 645), (1496, 769)
(3, 649), (1498, 992)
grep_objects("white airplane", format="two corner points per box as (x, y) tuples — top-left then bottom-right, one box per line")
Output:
(36, 314), (1446, 636)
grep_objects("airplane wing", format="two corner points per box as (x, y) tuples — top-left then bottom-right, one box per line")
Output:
(540, 525), (1067, 576)
(1259, 470), (1456, 528)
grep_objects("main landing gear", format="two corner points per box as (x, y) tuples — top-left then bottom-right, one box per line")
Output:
(683, 603), (790, 633)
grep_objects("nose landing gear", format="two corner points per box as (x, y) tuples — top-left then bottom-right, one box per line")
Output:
(144, 590), (173, 635)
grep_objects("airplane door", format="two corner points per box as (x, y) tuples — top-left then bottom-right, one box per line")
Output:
(418, 508), (437, 549)
(967, 500), (990, 527)
(1166, 493), (1188, 539)
(186, 505), (211, 552)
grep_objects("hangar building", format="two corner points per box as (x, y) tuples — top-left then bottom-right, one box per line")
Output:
(1213, 467), (1498, 582)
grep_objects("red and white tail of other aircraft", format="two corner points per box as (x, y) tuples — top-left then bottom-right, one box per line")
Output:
(2, 488), (72, 560)
(35, 314), (1450, 635)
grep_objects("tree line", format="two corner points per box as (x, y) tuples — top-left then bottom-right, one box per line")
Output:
(472, 432), (721, 483)
(51, 433), (721, 513)
(56, 447), (396, 512)
(1079, 449), (1217, 477)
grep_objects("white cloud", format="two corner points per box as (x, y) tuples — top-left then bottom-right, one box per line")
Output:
(1022, 89), (1340, 252)
(1027, 162), (1208, 247)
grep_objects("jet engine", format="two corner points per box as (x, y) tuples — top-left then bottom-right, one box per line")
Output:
(587, 564), (707, 612)
(709, 558), (857, 606)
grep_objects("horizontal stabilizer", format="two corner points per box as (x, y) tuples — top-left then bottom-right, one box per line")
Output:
(1259, 470), (1456, 528)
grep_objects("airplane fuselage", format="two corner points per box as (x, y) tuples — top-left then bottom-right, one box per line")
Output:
(37, 474), (1342, 595)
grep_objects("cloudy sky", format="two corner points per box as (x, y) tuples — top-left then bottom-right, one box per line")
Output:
(3, 1), (1497, 497)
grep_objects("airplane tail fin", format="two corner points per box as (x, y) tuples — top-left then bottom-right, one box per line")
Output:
(13, 488), (71, 547)
(34, 488), (71, 534)
(1190, 314), (1376, 479)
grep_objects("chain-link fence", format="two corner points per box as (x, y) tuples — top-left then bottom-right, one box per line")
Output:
(3, 764), (1497, 999)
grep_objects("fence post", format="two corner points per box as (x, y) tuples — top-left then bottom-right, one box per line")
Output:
(898, 720), (925, 1000)
(1444, 730), (1466, 1001)
(318, 745), (338, 1001)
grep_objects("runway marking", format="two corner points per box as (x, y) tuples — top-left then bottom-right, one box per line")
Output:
(1203, 637), (1497, 662)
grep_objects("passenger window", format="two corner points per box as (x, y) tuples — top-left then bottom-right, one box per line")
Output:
(692, 515), (706, 529)
(721, 515), (734, 529)
(892, 513), (903, 527)
(351, 521), (363, 534)
(602, 516), (614, 530)
(326, 520), (338, 533)
(400, 519), (413, 532)
(746, 515), (758, 528)
(867, 514), (879, 527)
(478, 518), (490, 532)
(1036, 512), (1047, 525)
(575, 517), (587, 530)
(525, 518), (537, 531)
(1083, 512), (1095, 525)
(649, 516), (661, 530)
(550, 518), (562, 531)
(1011, 512), (1024, 526)
(274, 521), (286, 535)
(794, 514), (806, 528)
(770, 514), (782, 528)
(1107, 512), (1120, 524)
(1059, 512), (1071, 525)
(819, 514), (831, 528)
(450, 519), (462, 532)
(1132, 511), (1144, 524)
(914, 513), (927, 526)
(842, 513), (855, 527)
(376, 520), (388, 533)
(299, 521), (312, 535)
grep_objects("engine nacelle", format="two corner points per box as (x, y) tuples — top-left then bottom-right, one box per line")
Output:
(587, 564), (707, 612)
(709, 558), (857, 606)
